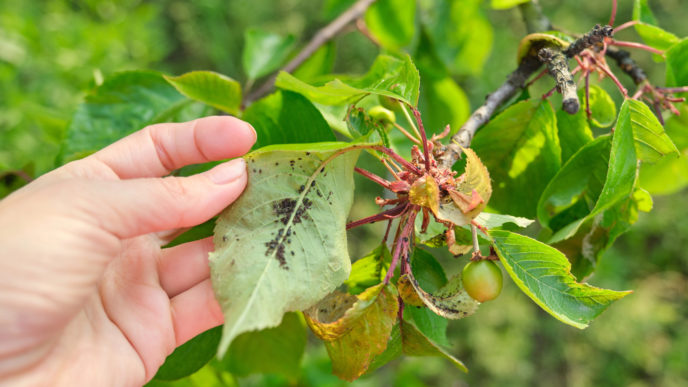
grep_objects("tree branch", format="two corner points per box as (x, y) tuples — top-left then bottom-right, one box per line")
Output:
(605, 48), (648, 85)
(245, 0), (378, 104)
(564, 24), (613, 57)
(519, 0), (552, 34)
(539, 47), (579, 114)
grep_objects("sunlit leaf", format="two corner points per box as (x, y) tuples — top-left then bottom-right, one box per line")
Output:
(491, 0), (530, 9)
(209, 142), (364, 357)
(633, 0), (680, 52)
(490, 230), (631, 328)
(666, 39), (688, 88)
(621, 99), (679, 164)
(345, 244), (391, 295)
(164, 71), (242, 115)
(579, 84), (616, 128)
(275, 54), (420, 106)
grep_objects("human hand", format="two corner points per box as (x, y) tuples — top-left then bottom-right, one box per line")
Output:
(0, 116), (256, 386)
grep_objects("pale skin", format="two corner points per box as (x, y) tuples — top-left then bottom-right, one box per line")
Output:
(0, 116), (257, 386)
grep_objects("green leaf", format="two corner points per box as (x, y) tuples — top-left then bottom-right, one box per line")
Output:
(418, 76), (470, 137)
(164, 71), (242, 115)
(305, 284), (399, 382)
(345, 244), (391, 295)
(621, 99), (679, 163)
(491, 0), (530, 9)
(579, 84), (616, 128)
(364, 0), (416, 50)
(666, 39), (688, 88)
(633, 0), (680, 52)
(407, 248), (450, 346)
(473, 212), (534, 229)
(538, 136), (612, 232)
(292, 42), (336, 83)
(400, 320), (467, 372)
(59, 71), (189, 163)
(275, 54), (420, 106)
(556, 108), (594, 163)
(490, 230), (631, 329)
(470, 99), (561, 218)
(209, 142), (364, 357)
(242, 28), (295, 80)
(549, 102), (638, 243)
(242, 90), (336, 149)
(221, 312), (306, 378)
(154, 327), (221, 381)
(421, 0), (494, 76)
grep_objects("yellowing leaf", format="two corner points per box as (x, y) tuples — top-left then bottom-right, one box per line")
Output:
(409, 175), (440, 215)
(397, 274), (425, 307)
(305, 284), (399, 381)
(457, 147), (492, 215)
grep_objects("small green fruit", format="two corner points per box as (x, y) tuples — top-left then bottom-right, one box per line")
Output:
(379, 95), (402, 112)
(462, 259), (503, 302)
(368, 105), (396, 124)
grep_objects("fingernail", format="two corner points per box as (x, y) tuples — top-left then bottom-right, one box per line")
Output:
(209, 158), (246, 184)
(245, 122), (257, 144)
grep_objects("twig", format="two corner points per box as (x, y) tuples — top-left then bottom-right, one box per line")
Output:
(608, 0), (617, 27)
(564, 24), (613, 58)
(606, 47), (647, 85)
(245, 0), (378, 104)
(436, 56), (542, 169)
(539, 47), (579, 114)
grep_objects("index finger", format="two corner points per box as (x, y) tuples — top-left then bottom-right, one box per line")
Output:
(90, 116), (256, 179)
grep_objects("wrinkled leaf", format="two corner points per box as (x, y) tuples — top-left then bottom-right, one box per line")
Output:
(621, 99), (679, 163)
(490, 230), (631, 328)
(365, 0), (416, 50)
(243, 28), (295, 80)
(164, 71), (242, 115)
(276, 54), (420, 106)
(209, 142), (364, 357)
(471, 99), (561, 218)
(221, 312), (306, 378)
(242, 90), (336, 149)
(455, 147), (492, 215)
(306, 284), (399, 381)
(406, 269), (479, 319)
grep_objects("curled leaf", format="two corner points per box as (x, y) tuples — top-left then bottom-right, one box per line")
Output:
(406, 269), (479, 319)
(409, 175), (440, 216)
(397, 274), (425, 307)
(305, 284), (399, 381)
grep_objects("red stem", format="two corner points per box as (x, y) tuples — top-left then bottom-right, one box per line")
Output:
(610, 39), (665, 56)
(383, 209), (417, 284)
(372, 146), (422, 175)
(608, 0), (617, 26)
(346, 203), (408, 230)
(354, 167), (392, 189)
(613, 20), (638, 33)
(657, 87), (688, 93)
(411, 108), (431, 171)
(589, 56), (628, 97)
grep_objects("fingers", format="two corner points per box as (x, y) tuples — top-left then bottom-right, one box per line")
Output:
(170, 279), (223, 346)
(80, 158), (247, 239)
(158, 237), (213, 298)
(89, 116), (256, 179)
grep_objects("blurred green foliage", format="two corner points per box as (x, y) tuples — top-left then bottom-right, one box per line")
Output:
(1, 0), (687, 385)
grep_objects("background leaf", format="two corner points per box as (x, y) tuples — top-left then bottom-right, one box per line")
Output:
(666, 39), (688, 89)
(242, 28), (295, 81)
(164, 71), (242, 115)
(579, 84), (616, 128)
(470, 99), (561, 218)
(490, 230), (631, 328)
(242, 90), (336, 149)
(556, 107), (594, 163)
(58, 71), (200, 163)
(209, 142), (362, 357)
(221, 312), (307, 378)
(364, 0), (416, 50)
(632, 0), (680, 52)
(292, 42), (336, 83)
(345, 244), (391, 295)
